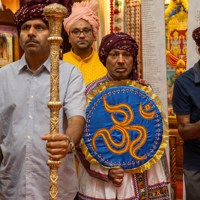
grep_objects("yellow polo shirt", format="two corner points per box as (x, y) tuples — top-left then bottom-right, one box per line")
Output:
(63, 50), (107, 85)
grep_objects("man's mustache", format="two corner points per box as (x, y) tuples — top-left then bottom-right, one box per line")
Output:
(25, 38), (39, 44)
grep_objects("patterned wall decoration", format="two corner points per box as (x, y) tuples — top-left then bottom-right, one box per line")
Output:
(125, 0), (141, 77)
(110, 0), (125, 33)
(125, 0), (141, 46)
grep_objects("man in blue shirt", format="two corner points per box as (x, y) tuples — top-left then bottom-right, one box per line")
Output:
(172, 26), (200, 200)
(0, 0), (86, 199)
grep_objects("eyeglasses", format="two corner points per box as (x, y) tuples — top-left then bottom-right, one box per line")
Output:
(71, 28), (93, 37)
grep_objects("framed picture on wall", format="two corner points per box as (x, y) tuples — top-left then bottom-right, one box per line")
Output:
(0, 0), (24, 66)
(0, 31), (13, 67)
(0, 25), (16, 67)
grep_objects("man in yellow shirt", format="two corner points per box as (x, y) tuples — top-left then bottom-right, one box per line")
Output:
(63, 0), (107, 85)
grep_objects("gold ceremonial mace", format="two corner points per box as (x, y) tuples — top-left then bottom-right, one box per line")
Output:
(43, 3), (68, 200)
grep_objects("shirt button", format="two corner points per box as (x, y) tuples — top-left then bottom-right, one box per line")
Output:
(29, 115), (33, 119)
(27, 136), (31, 139)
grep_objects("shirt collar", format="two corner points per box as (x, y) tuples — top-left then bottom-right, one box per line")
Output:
(105, 73), (114, 81)
(18, 54), (51, 74)
(18, 54), (27, 72)
(70, 49), (94, 62)
(104, 73), (136, 82)
(193, 60), (200, 84)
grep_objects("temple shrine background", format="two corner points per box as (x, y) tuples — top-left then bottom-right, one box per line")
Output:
(0, 0), (192, 200)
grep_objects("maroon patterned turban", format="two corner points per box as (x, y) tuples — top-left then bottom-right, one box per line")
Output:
(98, 32), (139, 67)
(14, 0), (73, 31)
(192, 27), (200, 47)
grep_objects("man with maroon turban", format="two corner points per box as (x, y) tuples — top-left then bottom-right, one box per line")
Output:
(172, 27), (200, 200)
(76, 32), (170, 200)
(62, 0), (106, 85)
(0, 0), (86, 199)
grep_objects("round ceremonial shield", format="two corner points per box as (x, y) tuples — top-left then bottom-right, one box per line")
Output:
(82, 80), (168, 173)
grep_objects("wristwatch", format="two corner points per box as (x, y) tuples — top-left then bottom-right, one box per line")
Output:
(66, 135), (75, 153)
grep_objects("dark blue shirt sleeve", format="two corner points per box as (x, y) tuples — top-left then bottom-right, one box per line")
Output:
(172, 78), (191, 115)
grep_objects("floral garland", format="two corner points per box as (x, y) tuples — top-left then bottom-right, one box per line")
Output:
(114, 0), (125, 32)
(110, 0), (125, 33)
(125, 0), (141, 77)
(125, 0), (141, 43)
(110, 0), (114, 33)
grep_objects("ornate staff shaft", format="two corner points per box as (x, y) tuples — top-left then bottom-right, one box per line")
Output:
(43, 3), (68, 200)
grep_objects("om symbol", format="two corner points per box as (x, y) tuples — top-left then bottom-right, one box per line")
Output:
(92, 95), (156, 161)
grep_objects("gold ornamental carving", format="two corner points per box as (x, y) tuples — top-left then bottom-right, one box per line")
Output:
(43, 3), (68, 200)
